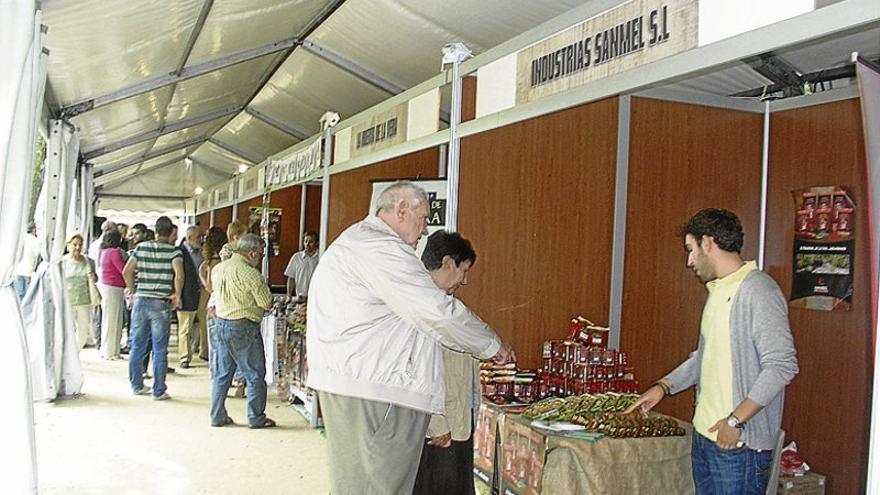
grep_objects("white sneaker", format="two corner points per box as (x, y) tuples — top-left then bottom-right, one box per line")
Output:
(153, 392), (171, 401)
(133, 386), (150, 396)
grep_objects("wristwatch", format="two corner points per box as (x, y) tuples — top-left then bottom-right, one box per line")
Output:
(726, 414), (746, 429)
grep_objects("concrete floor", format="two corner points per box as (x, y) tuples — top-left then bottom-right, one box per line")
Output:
(34, 343), (330, 494)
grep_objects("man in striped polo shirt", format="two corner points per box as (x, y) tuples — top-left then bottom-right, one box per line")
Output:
(123, 216), (184, 400)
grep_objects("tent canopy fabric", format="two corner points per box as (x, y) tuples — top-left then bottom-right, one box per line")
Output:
(42, 0), (586, 212)
(42, 0), (880, 214)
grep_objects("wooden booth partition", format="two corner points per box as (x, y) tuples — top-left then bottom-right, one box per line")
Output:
(212, 207), (233, 232)
(196, 213), (209, 231)
(620, 98), (764, 423)
(462, 75), (477, 123)
(304, 184), (322, 235)
(765, 98), (870, 495)
(457, 97), (619, 370)
(327, 148), (440, 243)
(264, 186), (302, 288)
(237, 187), (311, 287)
(236, 196), (262, 225)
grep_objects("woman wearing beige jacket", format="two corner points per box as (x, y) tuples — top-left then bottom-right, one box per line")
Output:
(413, 231), (481, 495)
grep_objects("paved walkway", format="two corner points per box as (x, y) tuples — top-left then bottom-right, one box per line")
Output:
(34, 342), (329, 494)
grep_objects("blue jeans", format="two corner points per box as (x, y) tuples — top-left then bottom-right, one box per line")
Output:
(210, 318), (267, 426)
(692, 432), (772, 495)
(128, 297), (172, 397)
(13, 275), (30, 300)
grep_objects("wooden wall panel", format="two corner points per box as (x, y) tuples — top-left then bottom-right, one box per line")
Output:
(305, 184), (322, 235)
(236, 196), (262, 225)
(267, 186), (302, 287)
(327, 148), (440, 243)
(458, 98), (619, 370)
(196, 213), (209, 231)
(766, 99), (869, 495)
(621, 98), (764, 423)
(213, 207), (232, 231)
(462, 75), (477, 123)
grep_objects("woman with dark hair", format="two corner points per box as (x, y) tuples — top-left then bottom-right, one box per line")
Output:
(63, 233), (97, 350)
(99, 229), (127, 360)
(198, 227), (228, 378)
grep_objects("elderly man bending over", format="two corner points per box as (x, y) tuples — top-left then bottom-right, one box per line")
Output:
(307, 181), (515, 494)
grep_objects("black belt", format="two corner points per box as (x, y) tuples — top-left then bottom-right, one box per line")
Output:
(218, 317), (257, 323)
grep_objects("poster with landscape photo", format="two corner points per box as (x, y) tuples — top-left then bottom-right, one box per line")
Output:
(790, 186), (855, 311)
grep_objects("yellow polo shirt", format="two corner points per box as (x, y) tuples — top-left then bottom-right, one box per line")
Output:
(693, 261), (756, 440)
(212, 253), (273, 323)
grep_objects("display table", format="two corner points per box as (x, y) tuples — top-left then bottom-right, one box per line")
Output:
(264, 308), (322, 428)
(476, 404), (694, 495)
(539, 421), (694, 494)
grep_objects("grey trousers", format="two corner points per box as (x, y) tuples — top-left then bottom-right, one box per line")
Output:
(318, 391), (430, 495)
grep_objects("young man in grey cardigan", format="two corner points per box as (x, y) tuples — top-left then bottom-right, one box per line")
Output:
(627, 208), (798, 495)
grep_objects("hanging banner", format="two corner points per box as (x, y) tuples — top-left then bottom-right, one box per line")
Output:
(790, 186), (855, 311)
(264, 139), (322, 188)
(351, 103), (408, 159)
(249, 206), (282, 257)
(516, 0), (698, 105)
(369, 178), (447, 255)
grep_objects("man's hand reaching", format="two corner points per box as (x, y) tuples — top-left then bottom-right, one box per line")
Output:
(492, 342), (516, 364)
(623, 384), (666, 416)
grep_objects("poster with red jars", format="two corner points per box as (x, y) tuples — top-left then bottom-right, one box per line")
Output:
(791, 186), (855, 311)
(499, 419), (547, 495)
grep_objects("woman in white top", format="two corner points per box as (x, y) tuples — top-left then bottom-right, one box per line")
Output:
(63, 233), (96, 350)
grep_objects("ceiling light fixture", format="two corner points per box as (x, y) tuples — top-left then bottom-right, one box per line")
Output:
(194, 186), (204, 195)
(238, 164), (249, 174)
(184, 157), (193, 167)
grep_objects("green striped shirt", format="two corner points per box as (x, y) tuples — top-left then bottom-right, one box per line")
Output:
(133, 241), (182, 298)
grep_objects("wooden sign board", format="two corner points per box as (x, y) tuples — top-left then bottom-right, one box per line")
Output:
(516, 0), (698, 104)
(349, 103), (408, 159)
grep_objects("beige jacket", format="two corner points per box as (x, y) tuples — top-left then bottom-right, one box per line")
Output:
(427, 348), (479, 441)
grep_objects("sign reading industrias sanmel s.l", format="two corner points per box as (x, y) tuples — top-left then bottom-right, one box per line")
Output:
(516, 0), (697, 104)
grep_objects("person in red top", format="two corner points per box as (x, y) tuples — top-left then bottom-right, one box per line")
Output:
(99, 229), (127, 360)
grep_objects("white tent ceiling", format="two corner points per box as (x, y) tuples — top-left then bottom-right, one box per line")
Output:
(42, 0), (586, 211)
(41, 0), (879, 213)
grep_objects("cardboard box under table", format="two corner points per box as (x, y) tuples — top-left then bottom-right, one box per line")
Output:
(777, 472), (826, 495)
(492, 408), (694, 495)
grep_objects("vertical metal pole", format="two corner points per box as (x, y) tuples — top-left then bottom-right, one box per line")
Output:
(261, 191), (270, 279)
(758, 100), (771, 270)
(608, 96), (631, 350)
(209, 209), (215, 228)
(81, 163), (93, 243)
(43, 119), (64, 261)
(438, 144), (448, 178)
(299, 183), (307, 248)
(231, 177), (239, 220)
(319, 130), (333, 255)
(445, 61), (463, 232)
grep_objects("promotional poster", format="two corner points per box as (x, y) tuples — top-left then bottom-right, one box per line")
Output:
(790, 186), (855, 311)
(248, 206), (282, 257)
(474, 404), (501, 495)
